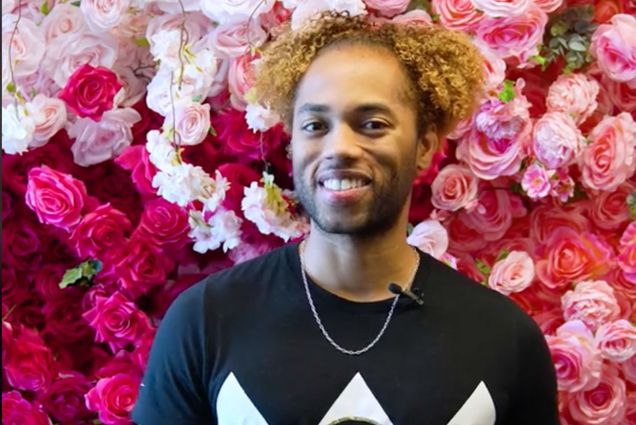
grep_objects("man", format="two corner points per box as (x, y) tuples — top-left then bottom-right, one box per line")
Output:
(133, 11), (560, 424)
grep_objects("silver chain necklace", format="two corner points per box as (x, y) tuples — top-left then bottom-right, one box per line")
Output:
(299, 241), (420, 356)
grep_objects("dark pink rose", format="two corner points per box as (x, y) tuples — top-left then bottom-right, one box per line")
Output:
(85, 373), (140, 425)
(58, 64), (123, 121)
(3, 320), (15, 363)
(69, 203), (132, 259)
(217, 163), (260, 213)
(43, 295), (93, 344)
(94, 349), (141, 380)
(4, 327), (57, 393)
(34, 264), (75, 301)
(25, 166), (88, 231)
(2, 218), (42, 272)
(39, 372), (93, 423)
(114, 145), (158, 199)
(2, 261), (31, 307)
(136, 197), (190, 249)
(2, 391), (52, 425)
(113, 237), (174, 298)
(82, 290), (152, 352)
(2, 190), (14, 221)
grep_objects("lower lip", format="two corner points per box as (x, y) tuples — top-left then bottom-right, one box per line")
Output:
(318, 184), (370, 204)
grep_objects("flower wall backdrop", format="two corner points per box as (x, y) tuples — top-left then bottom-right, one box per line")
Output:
(2, 0), (635, 423)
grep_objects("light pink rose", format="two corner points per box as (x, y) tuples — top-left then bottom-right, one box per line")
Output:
(475, 5), (547, 65)
(228, 53), (257, 111)
(80, 0), (129, 32)
(473, 40), (506, 94)
(533, 0), (563, 12)
(146, 12), (213, 48)
(562, 280), (621, 332)
(85, 373), (141, 425)
(487, 250), (534, 295)
(590, 14), (636, 83)
(603, 76), (636, 112)
(474, 84), (531, 140)
(68, 108), (141, 167)
(579, 112), (636, 191)
(42, 3), (87, 42)
(2, 15), (45, 78)
(364, 0), (409, 16)
(406, 219), (448, 260)
(588, 181), (634, 231)
(390, 9), (432, 25)
(546, 320), (602, 392)
(27, 94), (67, 147)
(546, 73), (600, 125)
(521, 162), (553, 200)
(568, 365), (627, 425)
(446, 115), (474, 141)
(532, 112), (584, 169)
(165, 101), (211, 146)
(201, 0), (276, 24)
(470, 0), (530, 17)
(212, 20), (268, 58)
(595, 320), (636, 362)
(432, 0), (484, 31)
(431, 164), (479, 211)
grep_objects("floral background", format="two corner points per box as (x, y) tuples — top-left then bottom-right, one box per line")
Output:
(1, 0), (635, 423)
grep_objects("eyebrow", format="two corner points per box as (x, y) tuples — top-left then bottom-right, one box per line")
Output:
(297, 103), (397, 118)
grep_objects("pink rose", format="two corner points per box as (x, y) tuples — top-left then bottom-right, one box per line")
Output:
(39, 372), (93, 423)
(487, 250), (535, 295)
(82, 291), (152, 351)
(390, 9), (433, 25)
(474, 86), (531, 140)
(167, 101), (211, 146)
(43, 295), (93, 344)
(533, 0), (563, 12)
(590, 14), (636, 83)
(470, 0), (530, 17)
(546, 73), (600, 125)
(532, 112), (584, 169)
(431, 164), (479, 211)
(623, 355), (636, 384)
(458, 186), (519, 241)
(68, 107), (142, 167)
(212, 20), (268, 58)
(588, 181), (634, 231)
(529, 203), (590, 246)
(567, 365), (627, 425)
(136, 197), (190, 249)
(25, 166), (88, 231)
(113, 237), (174, 298)
(535, 228), (613, 290)
(579, 112), (636, 192)
(85, 373), (141, 425)
(80, 0), (128, 32)
(521, 162), (553, 200)
(2, 391), (52, 425)
(546, 320), (602, 392)
(473, 40), (506, 94)
(458, 127), (527, 180)
(58, 64), (123, 121)
(69, 203), (132, 259)
(406, 219), (449, 259)
(603, 76), (636, 112)
(228, 53), (258, 111)
(200, 0), (276, 23)
(432, 0), (484, 31)
(475, 5), (547, 64)
(595, 319), (636, 362)
(618, 243), (635, 284)
(27, 95), (67, 147)
(2, 15), (45, 78)
(364, 0), (409, 16)
(4, 327), (57, 392)
(562, 280), (621, 332)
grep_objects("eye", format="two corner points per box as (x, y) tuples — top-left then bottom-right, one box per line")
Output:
(301, 120), (328, 134)
(361, 119), (389, 131)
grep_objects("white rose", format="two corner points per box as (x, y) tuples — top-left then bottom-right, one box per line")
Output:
(406, 219), (449, 260)
(2, 103), (34, 155)
(149, 28), (183, 69)
(200, 0), (276, 24)
(27, 94), (67, 147)
(488, 251), (535, 295)
(2, 15), (45, 78)
(153, 162), (214, 206)
(291, 0), (366, 30)
(80, 0), (130, 32)
(68, 108), (141, 166)
(42, 3), (87, 42)
(165, 101), (211, 146)
(146, 129), (177, 171)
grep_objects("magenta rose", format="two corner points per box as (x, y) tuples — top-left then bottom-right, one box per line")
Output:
(595, 319), (636, 362)
(58, 63), (123, 121)
(2, 218), (42, 273)
(4, 327), (57, 393)
(136, 197), (191, 249)
(532, 112), (584, 169)
(85, 373), (140, 425)
(82, 290), (152, 352)
(562, 280), (621, 332)
(567, 365), (627, 425)
(69, 203), (132, 259)
(115, 145), (158, 199)
(430, 164), (479, 212)
(590, 14), (636, 83)
(2, 391), (52, 425)
(39, 372), (93, 423)
(43, 295), (93, 344)
(25, 166), (88, 231)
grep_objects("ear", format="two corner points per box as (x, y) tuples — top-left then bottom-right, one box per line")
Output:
(415, 125), (440, 171)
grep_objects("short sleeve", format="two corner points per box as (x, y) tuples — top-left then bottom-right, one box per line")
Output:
(505, 313), (561, 424)
(132, 282), (213, 424)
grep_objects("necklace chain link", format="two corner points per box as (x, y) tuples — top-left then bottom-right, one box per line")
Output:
(299, 241), (420, 356)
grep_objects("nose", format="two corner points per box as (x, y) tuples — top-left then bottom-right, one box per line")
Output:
(321, 121), (363, 161)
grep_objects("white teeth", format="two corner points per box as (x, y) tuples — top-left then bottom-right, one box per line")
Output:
(323, 178), (366, 191)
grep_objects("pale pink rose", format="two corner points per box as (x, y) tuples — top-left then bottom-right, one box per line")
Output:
(459, 186), (517, 241)
(470, 0), (530, 17)
(579, 112), (636, 191)
(595, 320), (636, 362)
(290, 0), (367, 31)
(546, 73), (600, 124)
(487, 250), (534, 295)
(68, 108), (141, 167)
(364, 0), (409, 16)
(533, 0), (562, 12)
(603, 76), (636, 112)
(622, 356), (636, 384)
(151, 0), (200, 13)
(406, 219), (449, 260)
(521, 163), (553, 200)
(432, 0), (484, 31)
(532, 112), (584, 169)
(549, 167), (575, 202)
(475, 5), (547, 65)
(568, 365), (627, 425)
(42, 3), (87, 42)
(228, 53), (257, 111)
(590, 14), (636, 83)
(473, 40), (506, 94)
(546, 320), (602, 392)
(201, 0), (276, 24)
(445, 115), (474, 141)
(588, 181), (634, 231)
(80, 0), (129, 32)
(2, 15), (45, 78)
(212, 20), (268, 58)
(26, 95), (67, 147)
(562, 280), (621, 332)
(145, 12), (213, 47)
(165, 101), (211, 146)
(390, 9), (432, 25)
(431, 164), (479, 211)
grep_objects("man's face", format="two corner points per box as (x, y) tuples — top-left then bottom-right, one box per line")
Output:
(291, 44), (425, 236)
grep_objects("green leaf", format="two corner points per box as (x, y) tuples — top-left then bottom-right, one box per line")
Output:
(59, 259), (102, 289)
(70, 0), (80, 6)
(627, 191), (636, 220)
(568, 39), (587, 52)
(6, 82), (16, 94)
(497, 80), (515, 103)
(59, 267), (83, 289)
(134, 37), (150, 48)
(475, 258), (491, 277)
(496, 249), (510, 262)
(530, 55), (547, 66)
(40, 0), (50, 15)
(550, 21), (568, 37)
(208, 125), (217, 137)
(192, 95), (202, 103)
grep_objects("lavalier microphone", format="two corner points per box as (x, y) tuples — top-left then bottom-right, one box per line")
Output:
(388, 282), (424, 306)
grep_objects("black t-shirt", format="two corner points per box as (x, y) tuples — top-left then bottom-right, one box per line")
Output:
(133, 242), (560, 424)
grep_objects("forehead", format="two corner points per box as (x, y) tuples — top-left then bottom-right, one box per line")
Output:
(294, 44), (412, 114)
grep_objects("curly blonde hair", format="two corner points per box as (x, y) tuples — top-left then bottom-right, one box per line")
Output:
(253, 11), (485, 135)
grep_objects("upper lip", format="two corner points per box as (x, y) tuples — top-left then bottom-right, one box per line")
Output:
(317, 170), (372, 185)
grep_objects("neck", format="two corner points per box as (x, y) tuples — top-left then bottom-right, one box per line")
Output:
(300, 211), (419, 302)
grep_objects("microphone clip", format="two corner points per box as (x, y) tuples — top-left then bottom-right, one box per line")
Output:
(388, 282), (424, 306)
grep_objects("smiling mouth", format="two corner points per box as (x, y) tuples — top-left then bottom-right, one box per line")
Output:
(320, 177), (370, 192)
